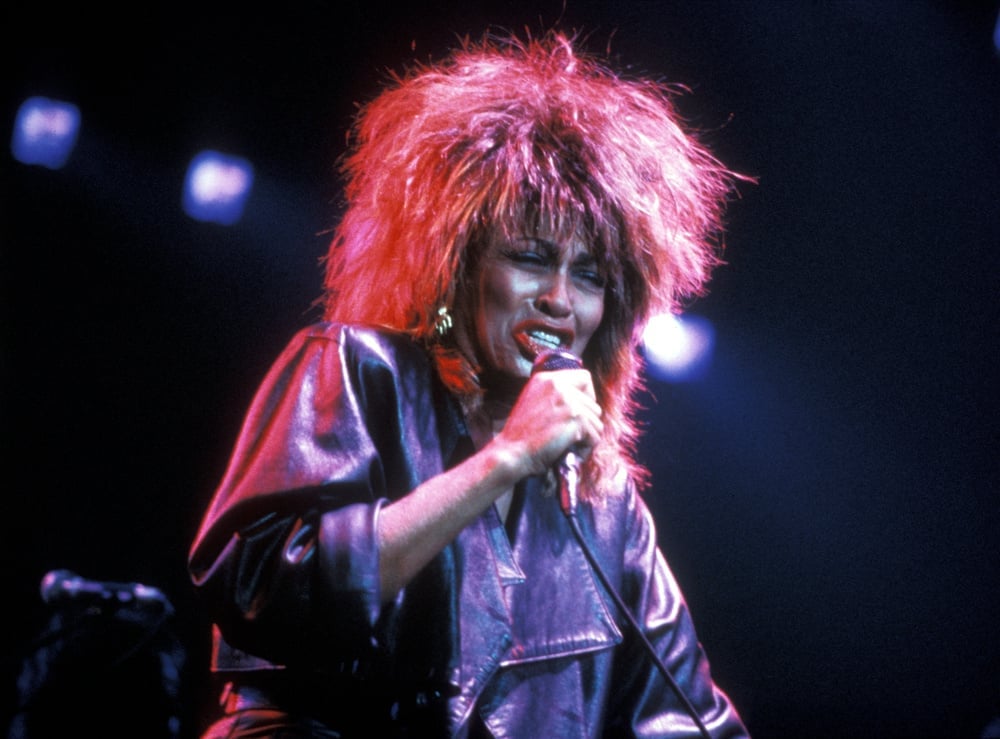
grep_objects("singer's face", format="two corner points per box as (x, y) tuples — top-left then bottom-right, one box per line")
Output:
(457, 228), (606, 394)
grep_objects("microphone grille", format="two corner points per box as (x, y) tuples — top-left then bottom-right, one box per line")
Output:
(532, 349), (583, 374)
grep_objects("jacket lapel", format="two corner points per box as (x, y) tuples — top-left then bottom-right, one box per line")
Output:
(503, 476), (623, 665)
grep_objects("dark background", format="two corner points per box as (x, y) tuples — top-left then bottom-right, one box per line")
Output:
(3, 1), (998, 737)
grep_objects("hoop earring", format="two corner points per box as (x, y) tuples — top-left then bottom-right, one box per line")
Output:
(433, 306), (453, 336)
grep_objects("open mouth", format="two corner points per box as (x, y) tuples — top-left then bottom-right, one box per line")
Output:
(515, 328), (565, 359)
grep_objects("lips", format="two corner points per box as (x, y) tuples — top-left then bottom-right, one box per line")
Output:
(513, 324), (572, 360)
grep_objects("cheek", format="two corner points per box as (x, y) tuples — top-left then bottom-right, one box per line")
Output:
(581, 296), (606, 340)
(479, 270), (523, 326)
(472, 272), (512, 354)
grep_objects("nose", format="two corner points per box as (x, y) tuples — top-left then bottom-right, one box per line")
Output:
(535, 272), (572, 317)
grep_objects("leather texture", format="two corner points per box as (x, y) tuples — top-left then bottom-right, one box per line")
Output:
(189, 322), (748, 737)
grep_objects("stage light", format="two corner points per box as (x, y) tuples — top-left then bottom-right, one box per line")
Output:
(182, 149), (254, 225)
(11, 96), (81, 169)
(994, 8), (1000, 55)
(642, 312), (716, 382)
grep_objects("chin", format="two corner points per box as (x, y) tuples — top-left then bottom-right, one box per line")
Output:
(480, 362), (529, 397)
(512, 354), (535, 377)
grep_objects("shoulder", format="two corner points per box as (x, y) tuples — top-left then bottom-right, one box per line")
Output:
(288, 321), (430, 370)
(294, 321), (413, 349)
(293, 322), (465, 463)
(289, 322), (445, 412)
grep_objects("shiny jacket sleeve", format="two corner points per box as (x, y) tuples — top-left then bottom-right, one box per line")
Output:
(188, 323), (455, 669)
(599, 481), (749, 737)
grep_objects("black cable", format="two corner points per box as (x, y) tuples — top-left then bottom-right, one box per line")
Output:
(533, 348), (712, 738)
(562, 505), (713, 739)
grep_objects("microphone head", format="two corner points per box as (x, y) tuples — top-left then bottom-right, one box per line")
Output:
(39, 569), (78, 603)
(39, 568), (172, 611)
(532, 348), (583, 374)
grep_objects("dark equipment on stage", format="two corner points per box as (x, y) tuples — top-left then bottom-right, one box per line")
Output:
(7, 570), (187, 739)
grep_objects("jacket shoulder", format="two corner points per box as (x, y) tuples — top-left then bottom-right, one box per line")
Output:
(295, 322), (429, 368)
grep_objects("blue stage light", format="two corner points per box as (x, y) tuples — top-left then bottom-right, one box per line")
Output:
(11, 96), (81, 170)
(182, 149), (254, 225)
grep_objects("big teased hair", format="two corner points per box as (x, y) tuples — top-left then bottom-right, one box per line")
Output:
(321, 28), (744, 499)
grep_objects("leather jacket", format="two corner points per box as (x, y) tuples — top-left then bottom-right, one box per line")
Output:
(189, 322), (748, 737)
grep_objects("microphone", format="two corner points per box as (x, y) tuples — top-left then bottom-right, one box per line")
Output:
(40, 569), (170, 610)
(531, 349), (585, 515)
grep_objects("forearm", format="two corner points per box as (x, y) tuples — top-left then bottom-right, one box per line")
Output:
(376, 439), (524, 600)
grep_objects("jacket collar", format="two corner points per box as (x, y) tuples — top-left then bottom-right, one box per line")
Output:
(449, 475), (622, 724)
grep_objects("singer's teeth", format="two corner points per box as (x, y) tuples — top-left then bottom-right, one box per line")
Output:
(528, 330), (561, 350)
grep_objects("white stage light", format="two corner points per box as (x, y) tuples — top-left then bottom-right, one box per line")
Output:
(182, 150), (254, 225)
(11, 96), (81, 169)
(642, 312), (716, 382)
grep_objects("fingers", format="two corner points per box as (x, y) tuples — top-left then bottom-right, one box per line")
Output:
(498, 368), (603, 474)
(542, 367), (602, 434)
(548, 368), (601, 446)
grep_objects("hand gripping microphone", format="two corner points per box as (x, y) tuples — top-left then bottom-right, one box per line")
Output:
(531, 348), (585, 516)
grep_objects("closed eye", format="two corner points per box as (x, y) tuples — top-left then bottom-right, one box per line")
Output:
(503, 238), (606, 290)
(503, 248), (548, 266)
(574, 266), (606, 289)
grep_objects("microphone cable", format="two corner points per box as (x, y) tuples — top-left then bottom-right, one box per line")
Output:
(533, 349), (712, 739)
(560, 493), (713, 739)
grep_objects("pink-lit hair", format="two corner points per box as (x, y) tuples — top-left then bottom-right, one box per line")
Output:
(322, 29), (744, 498)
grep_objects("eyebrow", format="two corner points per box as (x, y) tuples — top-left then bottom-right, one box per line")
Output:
(517, 236), (598, 265)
